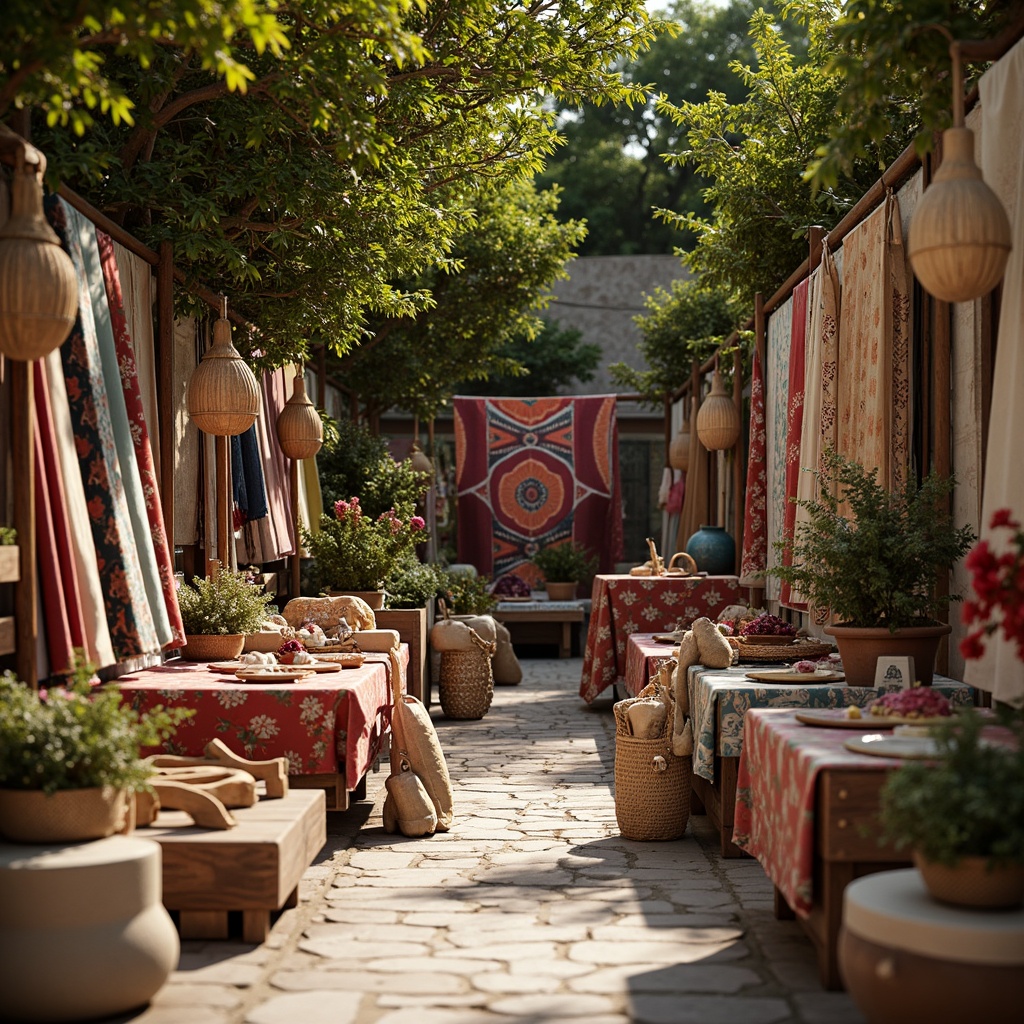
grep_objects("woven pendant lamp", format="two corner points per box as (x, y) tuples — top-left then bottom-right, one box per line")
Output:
(668, 424), (690, 472)
(696, 371), (740, 451)
(908, 40), (1011, 303)
(277, 370), (323, 460)
(409, 443), (433, 477)
(186, 297), (260, 436)
(0, 151), (78, 361)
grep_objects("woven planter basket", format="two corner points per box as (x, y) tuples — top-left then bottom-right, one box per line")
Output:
(439, 646), (495, 720)
(277, 373), (323, 460)
(0, 786), (129, 843)
(614, 734), (691, 841)
(179, 633), (245, 662)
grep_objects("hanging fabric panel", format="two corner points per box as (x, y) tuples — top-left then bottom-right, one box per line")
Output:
(965, 36), (1024, 708)
(43, 351), (116, 668)
(173, 317), (200, 545)
(47, 197), (160, 661)
(453, 396), (622, 585)
(779, 279), (810, 609)
(764, 297), (793, 603)
(739, 348), (767, 586)
(98, 231), (185, 646)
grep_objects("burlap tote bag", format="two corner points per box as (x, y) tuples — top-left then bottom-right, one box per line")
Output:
(439, 630), (496, 720)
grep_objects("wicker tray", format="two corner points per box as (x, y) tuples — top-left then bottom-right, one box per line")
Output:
(734, 639), (834, 663)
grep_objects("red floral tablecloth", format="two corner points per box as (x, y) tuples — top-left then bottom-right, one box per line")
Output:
(579, 574), (740, 702)
(623, 632), (679, 698)
(115, 649), (406, 787)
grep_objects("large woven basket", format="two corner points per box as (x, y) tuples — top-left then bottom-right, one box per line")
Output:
(614, 734), (691, 841)
(439, 648), (495, 720)
(733, 638), (834, 663)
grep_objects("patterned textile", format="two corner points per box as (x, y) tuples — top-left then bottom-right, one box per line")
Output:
(764, 298), (793, 602)
(34, 361), (88, 675)
(116, 650), (404, 783)
(48, 197), (160, 661)
(739, 348), (767, 585)
(688, 667), (974, 785)
(623, 632), (678, 698)
(43, 351), (116, 668)
(966, 35), (1024, 707)
(579, 573), (740, 703)
(98, 231), (185, 647)
(453, 396), (622, 585)
(836, 191), (910, 494)
(779, 279), (809, 609)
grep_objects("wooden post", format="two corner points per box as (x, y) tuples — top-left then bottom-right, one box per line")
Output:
(11, 361), (36, 685)
(290, 458), (301, 600)
(216, 435), (230, 569)
(157, 240), (175, 555)
(732, 346), (743, 575)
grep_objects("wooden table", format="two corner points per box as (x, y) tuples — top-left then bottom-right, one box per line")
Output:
(579, 574), (741, 703)
(731, 707), (1003, 990)
(493, 598), (586, 658)
(143, 788), (326, 942)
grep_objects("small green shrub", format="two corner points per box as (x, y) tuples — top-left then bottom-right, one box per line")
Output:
(533, 541), (598, 584)
(177, 568), (275, 635)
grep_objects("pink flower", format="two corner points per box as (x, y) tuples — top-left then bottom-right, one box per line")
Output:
(411, 516), (425, 531)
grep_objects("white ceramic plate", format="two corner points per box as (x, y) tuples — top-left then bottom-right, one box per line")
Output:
(746, 669), (846, 684)
(843, 733), (941, 759)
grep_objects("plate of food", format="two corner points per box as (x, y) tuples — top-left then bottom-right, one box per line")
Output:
(746, 669), (846, 684)
(795, 707), (892, 729)
(233, 666), (316, 683)
(843, 733), (941, 759)
(863, 688), (955, 726)
(311, 652), (366, 668)
(207, 661), (249, 673)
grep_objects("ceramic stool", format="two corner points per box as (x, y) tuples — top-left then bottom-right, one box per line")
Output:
(838, 868), (1024, 1024)
(0, 835), (179, 1022)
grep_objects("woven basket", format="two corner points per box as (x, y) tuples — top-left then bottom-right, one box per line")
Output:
(179, 633), (245, 661)
(614, 734), (690, 841)
(734, 638), (834, 663)
(439, 647), (495, 719)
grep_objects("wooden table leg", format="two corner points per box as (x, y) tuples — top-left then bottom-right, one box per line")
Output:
(179, 910), (229, 940)
(774, 886), (796, 920)
(242, 909), (271, 944)
(819, 860), (856, 990)
(560, 621), (571, 658)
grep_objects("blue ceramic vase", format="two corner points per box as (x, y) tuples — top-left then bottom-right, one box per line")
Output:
(685, 525), (735, 576)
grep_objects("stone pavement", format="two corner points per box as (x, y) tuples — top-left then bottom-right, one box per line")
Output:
(115, 657), (866, 1024)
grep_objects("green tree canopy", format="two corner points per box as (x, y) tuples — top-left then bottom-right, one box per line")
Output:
(11, 1), (665, 367)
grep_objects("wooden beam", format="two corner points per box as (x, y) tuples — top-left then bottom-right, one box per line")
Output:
(216, 435), (230, 568)
(732, 346), (743, 575)
(157, 241), (175, 557)
(290, 459), (300, 600)
(11, 361), (36, 685)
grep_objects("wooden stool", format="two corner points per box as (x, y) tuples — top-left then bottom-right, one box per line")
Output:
(839, 868), (1024, 1023)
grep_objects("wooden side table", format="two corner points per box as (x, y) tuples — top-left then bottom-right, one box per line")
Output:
(493, 602), (584, 659)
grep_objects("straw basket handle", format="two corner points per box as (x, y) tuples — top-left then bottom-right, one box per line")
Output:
(469, 629), (497, 657)
(668, 551), (697, 575)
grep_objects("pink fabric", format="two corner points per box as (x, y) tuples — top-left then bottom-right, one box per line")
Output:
(97, 231), (185, 646)
(739, 348), (767, 584)
(779, 279), (809, 608)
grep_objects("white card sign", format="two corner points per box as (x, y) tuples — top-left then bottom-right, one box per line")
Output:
(874, 655), (916, 689)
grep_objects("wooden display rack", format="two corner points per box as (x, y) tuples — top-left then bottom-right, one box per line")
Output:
(143, 788), (326, 942)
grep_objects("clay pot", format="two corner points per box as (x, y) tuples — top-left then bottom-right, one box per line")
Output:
(823, 622), (951, 687)
(914, 852), (1024, 910)
(179, 633), (246, 662)
(0, 786), (129, 843)
(545, 582), (578, 601)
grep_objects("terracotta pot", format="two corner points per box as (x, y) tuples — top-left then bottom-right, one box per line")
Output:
(914, 852), (1024, 909)
(0, 786), (129, 843)
(328, 590), (385, 610)
(545, 582), (578, 601)
(179, 633), (245, 661)
(823, 622), (951, 687)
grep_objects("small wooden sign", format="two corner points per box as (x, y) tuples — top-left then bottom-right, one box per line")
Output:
(874, 655), (916, 689)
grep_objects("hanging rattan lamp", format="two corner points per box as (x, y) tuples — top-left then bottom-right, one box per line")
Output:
(0, 150), (78, 361)
(186, 297), (260, 436)
(696, 371), (740, 451)
(908, 40), (1011, 303)
(276, 370), (323, 460)
(668, 423), (690, 472)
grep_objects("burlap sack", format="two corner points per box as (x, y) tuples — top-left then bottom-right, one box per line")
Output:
(692, 616), (733, 668)
(492, 621), (522, 685)
(429, 618), (480, 652)
(383, 764), (437, 837)
(452, 614), (497, 644)
(392, 694), (454, 831)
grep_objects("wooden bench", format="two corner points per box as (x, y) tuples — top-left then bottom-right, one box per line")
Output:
(493, 601), (586, 658)
(142, 788), (325, 943)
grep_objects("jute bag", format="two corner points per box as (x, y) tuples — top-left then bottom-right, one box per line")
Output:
(439, 631), (496, 720)
(614, 734), (691, 841)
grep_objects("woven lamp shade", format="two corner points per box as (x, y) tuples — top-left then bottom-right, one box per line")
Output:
(908, 127), (1011, 303)
(277, 373), (322, 460)
(696, 372), (740, 451)
(0, 156), (77, 361)
(668, 425), (690, 472)
(186, 308), (260, 436)
(410, 445), (433, 477)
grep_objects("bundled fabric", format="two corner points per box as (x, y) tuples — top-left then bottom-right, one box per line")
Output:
(492, 621), (523, 685)
(430, 617), (484, 652)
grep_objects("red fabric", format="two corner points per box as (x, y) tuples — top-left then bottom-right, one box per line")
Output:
(579, 574), (741, 703)
(115, 650), (406, 785)
(739, 349), (767, 583)
(33, 361), (87, 675)
(780, 279), (809, 608)
(453, 396), (622, 586)
(97, 231), (185, 646)
(623, 633), (678, 698)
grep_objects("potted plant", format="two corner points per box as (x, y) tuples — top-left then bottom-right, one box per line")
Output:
(176, 567), (275, 661)
(879, 707), (1024, 908)
(532, 541), (598, 600)
(303, 497), (426, 608)
(440, 568), (498, 615)
(0, 657), (192, 842)
(767, 449), (975, 685)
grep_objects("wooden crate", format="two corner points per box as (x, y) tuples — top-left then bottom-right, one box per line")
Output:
(142, 788), (326, 942)
(375, 607), (428, 703)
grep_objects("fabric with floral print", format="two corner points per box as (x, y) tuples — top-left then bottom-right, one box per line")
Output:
(47, 196), (160, 660)
(623, 633), (679, 698)
(580, 574), (740, 702)
(688, 666), (973, 784)
(739, 346), (767, 585)
(116, 652), (401, 784)
(97, 230), (186, 646)
(764, 297), (792, 603)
